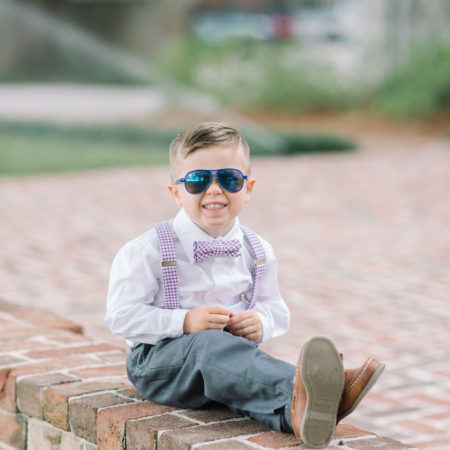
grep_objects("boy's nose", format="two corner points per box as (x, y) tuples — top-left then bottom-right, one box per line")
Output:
(206, 176), (223, 194)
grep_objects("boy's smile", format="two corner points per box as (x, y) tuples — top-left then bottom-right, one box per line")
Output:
(203, 202), (226, 210)
(168, 144), (255, 238)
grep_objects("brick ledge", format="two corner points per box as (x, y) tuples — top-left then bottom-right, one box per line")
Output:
(0, 300), (415, 449)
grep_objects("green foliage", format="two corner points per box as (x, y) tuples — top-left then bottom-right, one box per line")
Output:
(157, 37), (450, 119)
(281, 133), (357, 154)
(0, 121), (356, 176)
(0, 122), (170, 175)
(374, 44), (450, 118)
(247, 132), (356, 156)
(0, 122), (175, 146)
(156, 37), (354, 112)
(1, 50), (142, 85)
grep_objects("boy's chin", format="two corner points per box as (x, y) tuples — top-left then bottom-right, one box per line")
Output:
(196, 220), (235, 238)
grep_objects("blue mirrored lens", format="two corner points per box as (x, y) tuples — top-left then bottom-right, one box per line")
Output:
(185, 170), (211, 194)
(218, 169), (244, 192)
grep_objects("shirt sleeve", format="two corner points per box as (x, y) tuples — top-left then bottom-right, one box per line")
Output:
(104, 239), (188, 345)
(251, 240), (290, 343)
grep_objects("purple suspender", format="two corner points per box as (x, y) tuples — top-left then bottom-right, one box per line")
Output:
(154, 221), (266, 310)
(240, 225), (266, 310)
(154, 222), (180, 309)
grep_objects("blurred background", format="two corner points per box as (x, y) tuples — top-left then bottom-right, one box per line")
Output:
(2, 0), (450, 93)
(1, 0), (450, 126)
(1, 0), (449, 173)
(1, 1), (450, 448)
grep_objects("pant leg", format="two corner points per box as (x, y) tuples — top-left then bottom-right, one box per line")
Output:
(126, 329), (295, 432)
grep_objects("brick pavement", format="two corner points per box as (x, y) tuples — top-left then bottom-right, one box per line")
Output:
(1, 133), (450, 448)
(0, 299), (413, 449)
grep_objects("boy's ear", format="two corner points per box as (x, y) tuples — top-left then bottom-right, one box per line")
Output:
(168, 184), (183, 207)
(247, 178), (256, 193)
(245, 178), (256, 199)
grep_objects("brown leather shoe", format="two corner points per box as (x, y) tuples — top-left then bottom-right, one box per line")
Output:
(291, 337), (344, 449)
(337, 357), (385, 423)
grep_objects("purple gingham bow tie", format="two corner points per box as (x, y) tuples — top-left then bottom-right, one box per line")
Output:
(193, 239), (241, 263)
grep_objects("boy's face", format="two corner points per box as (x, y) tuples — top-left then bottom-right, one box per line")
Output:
(168, 144), (255, 238)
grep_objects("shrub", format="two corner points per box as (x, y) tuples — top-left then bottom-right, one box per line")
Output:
(156, 37), (354, 112)
(374, 43), (450, 118)
(0, 121), (356, 175)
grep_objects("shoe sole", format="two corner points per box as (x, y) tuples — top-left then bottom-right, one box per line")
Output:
(298, 337), (344, 448)
(338, 362), (386, 422)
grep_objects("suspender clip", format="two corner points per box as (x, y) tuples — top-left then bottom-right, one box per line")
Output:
(162, 260), (177, 267)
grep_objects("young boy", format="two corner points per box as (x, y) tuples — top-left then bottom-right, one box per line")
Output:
(105, 122), (384, 448)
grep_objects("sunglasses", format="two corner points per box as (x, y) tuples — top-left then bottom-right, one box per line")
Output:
(175, 168), (248, 194)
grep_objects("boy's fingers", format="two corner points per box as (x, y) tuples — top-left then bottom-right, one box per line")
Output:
(246, 333), (260, 342)
(233, 325), (255, 338)
(229, 311), (255, 322)
(227, 315), (243, 326)
(207, 305), (231, 316)
(208, 314), (230, 325)
(229, 318), (253, 330)
(229, 319), (261, 339)
(229, 319), (252, 331)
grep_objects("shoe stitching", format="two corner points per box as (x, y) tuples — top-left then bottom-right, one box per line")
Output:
(343, 357), (374, 394)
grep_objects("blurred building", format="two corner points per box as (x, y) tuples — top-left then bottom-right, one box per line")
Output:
(0, 0), (449, 82)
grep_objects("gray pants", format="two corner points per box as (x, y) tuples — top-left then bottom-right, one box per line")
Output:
(126, 329), (295, 433)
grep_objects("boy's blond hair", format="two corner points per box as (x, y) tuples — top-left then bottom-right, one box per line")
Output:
(169, 122), (250, 181)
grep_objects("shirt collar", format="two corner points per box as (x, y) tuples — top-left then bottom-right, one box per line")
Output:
(172, 208), (242, 264)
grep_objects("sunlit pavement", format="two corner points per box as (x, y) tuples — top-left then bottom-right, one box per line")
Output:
(0, 84), (166, 125)
(1, 120), (450, 446)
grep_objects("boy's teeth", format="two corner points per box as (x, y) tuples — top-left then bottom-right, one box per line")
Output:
(204, 204), (224, 209)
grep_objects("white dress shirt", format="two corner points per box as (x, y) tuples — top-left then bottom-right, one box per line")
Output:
(105, 208), (290, 346)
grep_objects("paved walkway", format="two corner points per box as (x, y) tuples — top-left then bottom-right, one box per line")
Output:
(1, 124), (450, 447)
(0, 84), (166, 125)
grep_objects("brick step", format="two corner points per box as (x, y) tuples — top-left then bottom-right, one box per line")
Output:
(0, 301), (415, 449)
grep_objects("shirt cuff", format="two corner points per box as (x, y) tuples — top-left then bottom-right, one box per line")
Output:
(171, 309), (189, 337)
(255, 311), (271, 344)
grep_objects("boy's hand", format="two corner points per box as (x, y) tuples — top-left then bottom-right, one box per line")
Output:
(183, 305), (231, 334)
(227, 310), (262, 342)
